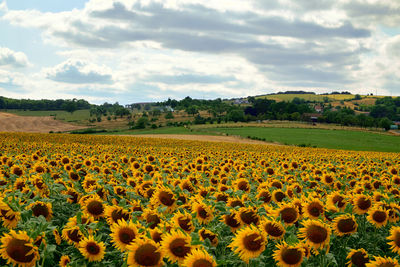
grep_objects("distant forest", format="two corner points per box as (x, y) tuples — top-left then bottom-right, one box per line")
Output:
(0, 96), (91, 111)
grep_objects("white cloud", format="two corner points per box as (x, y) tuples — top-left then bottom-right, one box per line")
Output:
(44, 59), (113, 84)
(0, 47), (30, 68)
(0, 0), (400, 101)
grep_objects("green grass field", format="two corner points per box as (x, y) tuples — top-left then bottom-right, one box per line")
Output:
(202, 127), (400, 152)
(2, 109), (91, 123)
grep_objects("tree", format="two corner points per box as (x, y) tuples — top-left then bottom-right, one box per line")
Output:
(354, 94), (362, 100)
(379, 117), (392, 131)
(185, 106), (199, 116)
(63, 100), (78, 114)
(134, 117), (148, 129)
(165, 112), (174, 119)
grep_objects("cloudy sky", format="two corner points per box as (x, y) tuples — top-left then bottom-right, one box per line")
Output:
(0, 0), (399, 104)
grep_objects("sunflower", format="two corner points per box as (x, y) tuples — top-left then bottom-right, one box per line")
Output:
(126, 237), (163, 267)
(53, 229), (62, 245)
(82, 195), (105, 219)
(63, 187), (80, 204)
(272, 189), (287, 203)
(332, 214), (358, 236)
(59, 255), (71, 267)
(183, 248), (217, 267)
(353, 195), (372, 215)
(199, 228), (218, 246)
(110, 219), (139, 252)
(62, 226), (83, 246)
(257, 189), (272, 204)
(221, 211), (242, 232)
(104, 206), (131, 225)
(10, 165), (24, 176)
(192, 201), (214, 225)
(161, 230), (193, 264)
(367, 207), (388, 228)
(387, 226), (400, 254)
(78, 235), (105, 262)
(150, 228), (164, 244)
(275, 203), (299, 225)
(386, 203), (400, 223)
(0, 230), (40, 267)
(27, 201), (52, 221)
(261, 219), (285, 240)
(237, 207), (260, 226)
(151, 186), (177, 212)
(228, 225), (267, 263)
(143, 209), (161, 229)
(298, 219), (331, 250)
(273, 241), (304, 267)
(346, 248), (369, 267)
(326, 192), (347, 212)
(234, 178), (251, 192)
(0, 202), (20, 229)
(365, 256), (398, 267)
(304, 198), (324, 219)
(173, 211), (194, 233)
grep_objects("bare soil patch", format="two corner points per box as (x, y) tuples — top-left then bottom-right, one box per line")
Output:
(0, 112), (86, 133)
(130, 134), (278, 145)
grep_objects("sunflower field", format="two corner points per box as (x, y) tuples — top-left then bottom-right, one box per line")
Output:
(0, 132), (400, 267)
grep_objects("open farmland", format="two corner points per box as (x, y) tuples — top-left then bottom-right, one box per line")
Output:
(203, 127), (400, 152)
(0, 132), (400, 266)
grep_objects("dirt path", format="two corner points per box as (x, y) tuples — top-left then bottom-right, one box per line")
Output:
(0, 112), (86, 133)
(129, 134), (278, 145)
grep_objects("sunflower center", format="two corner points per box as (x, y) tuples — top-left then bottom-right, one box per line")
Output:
(31, 203), (49, 218)
(357, 198), (371, 210)
(350, 251), (368, 267)
(178, 217), (192, 231)
(280, 207), (298, 224)
(259, 191), (271, 203)
(230, 200), (244, 208)
(159, 191), (175, 206)
(240, 210), (259, 225)
(243, 233), (263, 251)
(200, 230), (216, 243)
(337, 218), (356, 233)
(395, 232), (400, 247)
(238, 181), (249, 191)
(6, 239), (35, 263)
(333, 195), (345, 208)
(306, 225), (328, 244)
(134, 243), (161, 266)
(274, 191), (285, 202)
(152, 231), (162, 243)
(86, 242), (100, 255)
(193, 259), (214, 267)
(281, 247), (302, 265)
(225, 214), (240, 228)
(170, 238), (191, 258)
(372, 211), (387, 223)
(265, 222), (284, 237)
(119, 228), (136, 244)
(112, 209), (130, 222)
(146, 214), (161, 229)
(198, 207), (209, 219)
(87, 200), (104, 216)
(308, 204), (322, 217)
(67, 229), (82, 243)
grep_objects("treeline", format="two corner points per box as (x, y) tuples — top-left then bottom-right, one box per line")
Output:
(318, 108), (393, 130)
(0, 97), (91, 111)
(244, 97), (312, 120)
